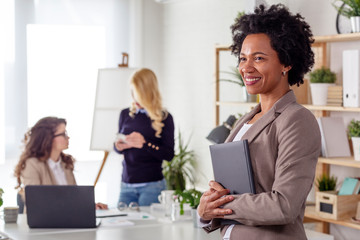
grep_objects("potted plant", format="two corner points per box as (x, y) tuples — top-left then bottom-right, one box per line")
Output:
(174, 188), (202, 227)
(220, 66), (257, 102)
(348, 119), (360, 160)
(0, 188), (3, 207)
(309, 67), (336, 105)
(316, 173), (338, 192)
(333, 0), (360, 33)
(162, 131), (197, 191)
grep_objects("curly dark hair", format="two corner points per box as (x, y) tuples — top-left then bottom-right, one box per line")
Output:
(14, 116), (75, 189)
(230, 4), (314, 86)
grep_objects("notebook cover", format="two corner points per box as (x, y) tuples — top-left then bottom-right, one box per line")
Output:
(338, 177), (359, 196)
(209, 139), (255, 195)
(317, 117), (351, 158)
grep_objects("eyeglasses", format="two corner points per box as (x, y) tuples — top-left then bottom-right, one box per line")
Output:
(117, 201), (140, 212)
(53, 131), (69, 138)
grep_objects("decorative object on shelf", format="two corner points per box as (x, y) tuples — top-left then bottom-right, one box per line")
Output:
(315, 190), (360, 220)
(351, 202), (360, 223)
(220, 67), (257, 102)
(327, 85), (343, 106)
(206, 115), (236, 144)
(174, 188), (202, 227)
(338, 177), (360, 195)
(317, 117), (351, 158)
(316, 173), (337, 191)
(0, 188), (3, 207)
(336, 3), (353, 33)
(162, 131), (196, 191)
(309, 67), (336, 105)
(348, 119), (360, 160)
(333, 0), (360, 33)
(343, 49), (360, 107)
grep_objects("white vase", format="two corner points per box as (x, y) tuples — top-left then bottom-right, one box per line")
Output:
(310, 83), (335, 106)
(351, 16), (360, 33)
(352, 137), (360, 161)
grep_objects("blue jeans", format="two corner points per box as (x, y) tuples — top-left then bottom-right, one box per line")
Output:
(119, 179), (166, 206)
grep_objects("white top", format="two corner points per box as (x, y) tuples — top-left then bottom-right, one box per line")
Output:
(47, 158), (68, 185)
(232, 123), (252, 142)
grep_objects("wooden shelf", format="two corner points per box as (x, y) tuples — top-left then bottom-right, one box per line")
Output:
(318, 157), (360, 168)
(314, 33), (360, 43)
(215, 33), (360, 50)
(216, 101), (360, 112)
(305, 206), (360, 230)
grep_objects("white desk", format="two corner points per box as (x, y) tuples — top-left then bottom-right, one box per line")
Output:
(0, 211), (333, 240)
(0, 212), (221, 240)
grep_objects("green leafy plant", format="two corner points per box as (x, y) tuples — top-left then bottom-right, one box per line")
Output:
(220, 66), (244, 87)
(309, 67), (336, 83)
(316, 174), (337, 191)
(348, 119), (360, 138)
(333, 0), (360, 18)
(0, 188), (4, 207)
(162, 131), (196, 191)
(174, 188), (202, 215)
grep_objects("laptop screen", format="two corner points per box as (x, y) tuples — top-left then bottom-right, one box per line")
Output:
(25, 185), (97, 228)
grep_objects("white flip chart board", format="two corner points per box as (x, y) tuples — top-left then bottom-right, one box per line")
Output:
(90, 68), (137, 151)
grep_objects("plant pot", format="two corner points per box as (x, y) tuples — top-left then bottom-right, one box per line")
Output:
(241, 86), (257, 103)
(351, 137), (360, 161)
(310, 83), (335, 106)
(351, 16), (360, 33)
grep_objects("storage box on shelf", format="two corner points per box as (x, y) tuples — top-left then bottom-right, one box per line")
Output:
(315, 191), (360, 220)
(214, 33), (360, 234)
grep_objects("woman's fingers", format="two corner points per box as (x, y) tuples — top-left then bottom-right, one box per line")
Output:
(209, 180), (225, 191)
(198, 188), (234, 220)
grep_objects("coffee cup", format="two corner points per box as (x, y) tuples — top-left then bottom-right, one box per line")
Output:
(158, 190), (175, 217)
(0, 206), (19, 223)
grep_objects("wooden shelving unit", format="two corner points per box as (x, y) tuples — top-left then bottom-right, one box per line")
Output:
(214, 33), (360, 234)
(305, 206), (360, 231)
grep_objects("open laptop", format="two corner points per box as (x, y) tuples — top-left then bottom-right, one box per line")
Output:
(25, 185), (99, 228)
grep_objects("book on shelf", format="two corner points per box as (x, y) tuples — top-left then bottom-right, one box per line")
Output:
(338, 177), (360, 195)
(327, 94), (343, 99)
(317, 117), (351, 158)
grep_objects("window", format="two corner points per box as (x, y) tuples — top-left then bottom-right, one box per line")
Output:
(27, 24), (106, 161)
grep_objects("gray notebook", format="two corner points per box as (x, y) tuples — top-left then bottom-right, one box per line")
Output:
(210, 140), (255, 195)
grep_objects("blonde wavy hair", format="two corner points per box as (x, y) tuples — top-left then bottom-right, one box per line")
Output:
(129, 68), (167, 138)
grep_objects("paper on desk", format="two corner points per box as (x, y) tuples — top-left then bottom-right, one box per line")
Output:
(96, 208), (126, 218)
(96, 208), (155, 220)
(100, 217), (134, 227)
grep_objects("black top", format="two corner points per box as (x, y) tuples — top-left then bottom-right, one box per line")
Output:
(114, 108), (175, 183)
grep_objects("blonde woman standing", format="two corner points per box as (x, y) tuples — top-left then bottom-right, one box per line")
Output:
(114, 68), (175, 206)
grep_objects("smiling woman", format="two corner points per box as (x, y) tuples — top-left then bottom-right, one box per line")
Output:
(198, 4), (321, 240)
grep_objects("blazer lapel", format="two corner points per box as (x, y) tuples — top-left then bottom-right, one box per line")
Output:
(226, 90), (297, 144)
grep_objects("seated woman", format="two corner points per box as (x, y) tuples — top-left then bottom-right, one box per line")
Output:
(14, 116), (107, 211)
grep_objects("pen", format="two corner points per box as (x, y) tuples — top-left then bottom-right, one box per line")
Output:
(96, 214), (128, 218)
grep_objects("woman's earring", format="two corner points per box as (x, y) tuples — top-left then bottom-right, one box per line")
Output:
(282, 71), (286, 76)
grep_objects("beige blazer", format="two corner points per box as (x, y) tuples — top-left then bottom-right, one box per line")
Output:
(204, 91), (321, 240)
(20, 157), (76, 186)
(19, 157), (77, 201)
